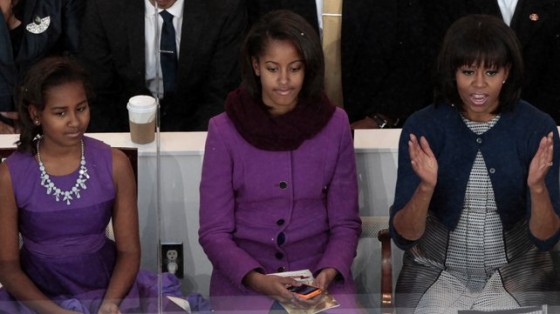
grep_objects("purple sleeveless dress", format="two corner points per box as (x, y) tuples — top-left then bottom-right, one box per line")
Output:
(0, 136), (209, 313)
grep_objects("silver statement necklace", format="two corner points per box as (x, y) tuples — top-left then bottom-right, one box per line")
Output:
(36, 138), (89, 205)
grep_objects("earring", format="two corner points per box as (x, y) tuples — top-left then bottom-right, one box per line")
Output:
(34, 119), (40, 126)
(502, 80), (506, 84)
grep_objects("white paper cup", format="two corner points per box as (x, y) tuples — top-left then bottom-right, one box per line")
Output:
(127, 95), (156, 144)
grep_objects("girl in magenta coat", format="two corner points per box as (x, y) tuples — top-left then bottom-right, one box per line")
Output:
(198, 10), (362, 313)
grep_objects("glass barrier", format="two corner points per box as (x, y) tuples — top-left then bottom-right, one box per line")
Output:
(1, 130), (558, 313)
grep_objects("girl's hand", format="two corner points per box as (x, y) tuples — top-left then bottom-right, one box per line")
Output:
(98, 302), (121, 314)
(408, 134), (438, 188)
(244, 271), (301, 305)
(528, 132), (554, 188)
(313, 267), (337, 291)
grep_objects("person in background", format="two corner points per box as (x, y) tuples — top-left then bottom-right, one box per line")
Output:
(0, 0), (85, 134)
(198, 10), (362, 313)
(390, 15), (560, 313)
(79, 0), (246, 132)
(0, 56), (210, 313)
(246, 0), (320, 35)
(342, 0), (435, 129)
(426, 0), (560, 125)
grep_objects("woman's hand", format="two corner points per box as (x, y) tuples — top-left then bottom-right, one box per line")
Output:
(0, 1), (20, 29)
(313, 267), (337, 291)
(392, 134), (438, 240)
(1, 0), (11, 22)
(526, 132), (560, 240)
(528, 132), (554, 189)
(408, 134), (438, 188)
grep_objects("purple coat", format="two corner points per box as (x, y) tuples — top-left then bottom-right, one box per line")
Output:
(198, 108), (361, 312)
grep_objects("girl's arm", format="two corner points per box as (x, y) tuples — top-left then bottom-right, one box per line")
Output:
(98, 149), (140, 313)
(315, 118), (361, 285)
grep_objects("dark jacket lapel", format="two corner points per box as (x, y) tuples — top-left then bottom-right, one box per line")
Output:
(177, 0), (202, 89)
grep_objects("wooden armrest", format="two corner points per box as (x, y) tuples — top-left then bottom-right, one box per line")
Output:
(378, 228), (393, 312)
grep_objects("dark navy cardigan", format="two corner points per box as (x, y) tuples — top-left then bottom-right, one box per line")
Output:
(390, 101), (560, 251)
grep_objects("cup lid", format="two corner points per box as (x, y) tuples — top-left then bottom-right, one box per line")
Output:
(127, 95), (157, 112)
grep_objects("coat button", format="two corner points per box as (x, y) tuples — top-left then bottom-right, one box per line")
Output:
(276, 219), (285, 226)
(476, 137), (483, 144)
(277, 232), (285, 246)
(275, 252), (284, 260)
(277, 266), (286, 272)
(489, 168), (496, 174)
(279, 181), (288, 189)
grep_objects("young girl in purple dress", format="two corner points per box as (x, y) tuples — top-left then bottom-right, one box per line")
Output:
(0, 56), (209, 313)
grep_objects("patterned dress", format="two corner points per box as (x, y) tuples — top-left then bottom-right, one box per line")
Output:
(395, 116), (558, 314)
(0, 136), (209, 313)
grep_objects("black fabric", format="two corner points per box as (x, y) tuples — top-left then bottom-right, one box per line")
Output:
(159, 10), (177, 95)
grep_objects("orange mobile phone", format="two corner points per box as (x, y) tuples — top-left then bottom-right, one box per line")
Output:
(288, 284), (322, 300)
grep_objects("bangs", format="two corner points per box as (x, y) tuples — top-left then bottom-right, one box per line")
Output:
(451, 28), (511, 69)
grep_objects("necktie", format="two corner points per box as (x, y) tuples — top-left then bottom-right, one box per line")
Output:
(322, 0), (343, 107)
(160, 10), (177, 95)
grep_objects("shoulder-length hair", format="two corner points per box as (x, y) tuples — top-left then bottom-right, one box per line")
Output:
(434, 14), (524, 113)
(17, 56), (93, 154)
(241, 9), (324, 103)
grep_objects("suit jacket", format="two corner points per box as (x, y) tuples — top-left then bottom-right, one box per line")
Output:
(79, 0), (247, 132)
(0, 0), (84, 112)
(199, 108), (361, 312)
(341, 0), (436, 124)
(428, 0), (560, 124)
(246, 0), (320, 35)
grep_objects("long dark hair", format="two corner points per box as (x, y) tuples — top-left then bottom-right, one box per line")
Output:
(241, 10), (324, 103)
(434, 14), (524, 112)
(17, 56), (92, 154)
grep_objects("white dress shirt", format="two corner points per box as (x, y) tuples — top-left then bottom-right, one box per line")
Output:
(316, 0), (323, 34)
(144, 0), (184, 98)
(497, 0), (518, 26)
